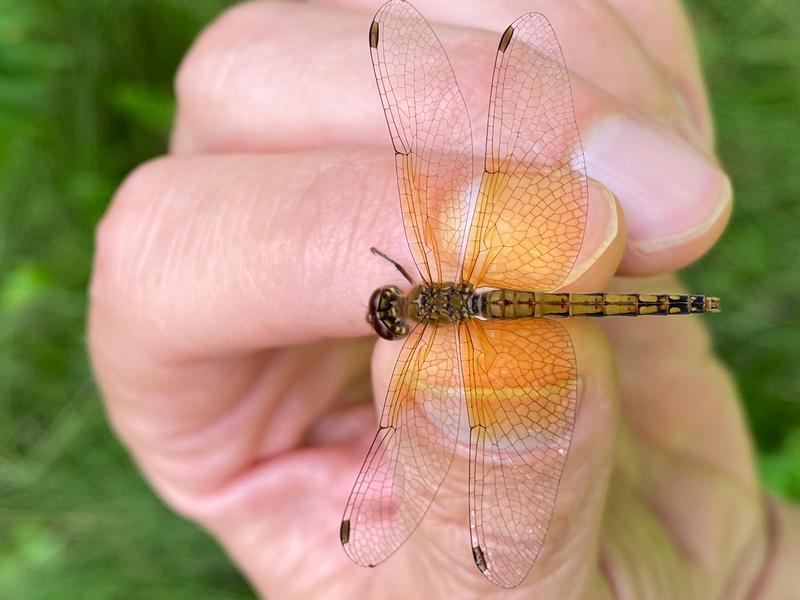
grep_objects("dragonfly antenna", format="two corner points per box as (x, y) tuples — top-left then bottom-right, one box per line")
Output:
(370, 247), (415, 285)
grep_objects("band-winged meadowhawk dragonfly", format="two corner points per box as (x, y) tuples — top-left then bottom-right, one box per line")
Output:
(340, 0), (719, 588)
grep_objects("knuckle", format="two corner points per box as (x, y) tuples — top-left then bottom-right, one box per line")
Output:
(91, 157), (172, 307)
(174, 1), (289, 114)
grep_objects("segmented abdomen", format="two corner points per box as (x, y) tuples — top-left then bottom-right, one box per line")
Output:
(478, 291), (720, 319)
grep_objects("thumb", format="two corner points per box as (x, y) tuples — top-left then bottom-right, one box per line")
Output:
(361, 318), (618, 595)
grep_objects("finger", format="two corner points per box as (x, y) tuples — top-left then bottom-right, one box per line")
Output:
(173, 2), (731, 275)
(90, 152), (619, 355)
(355, 318), (619, 594)
(598, 275), (768, 593)
(604, 0), (715, 148)
(757, 500), (800, 598)
(312, 0), (696, 139)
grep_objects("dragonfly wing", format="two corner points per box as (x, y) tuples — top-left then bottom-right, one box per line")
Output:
(461, 319), (577, 588)
(463, 13), (587, 291)
(341, 323), (463, 566)
(370, 0), (473, 284)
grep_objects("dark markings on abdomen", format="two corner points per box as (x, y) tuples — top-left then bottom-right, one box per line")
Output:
(478, 290), (720, 319)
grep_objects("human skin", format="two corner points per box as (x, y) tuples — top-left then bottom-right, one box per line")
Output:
(88, 1), (799, 598)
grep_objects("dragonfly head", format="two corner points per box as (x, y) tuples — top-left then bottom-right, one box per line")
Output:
(366, 285), (410, 340)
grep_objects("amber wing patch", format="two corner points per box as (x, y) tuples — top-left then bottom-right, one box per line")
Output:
(462, 13), (587, 291)
(461, 318), (577, 587)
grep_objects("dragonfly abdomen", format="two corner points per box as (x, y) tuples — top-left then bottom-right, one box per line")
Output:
(478, 290), (720, 319)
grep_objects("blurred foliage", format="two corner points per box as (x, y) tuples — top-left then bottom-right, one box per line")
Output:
(0, 0), (252, 597)
(682, 0), (800, 465)
(0, 0), (797, 597)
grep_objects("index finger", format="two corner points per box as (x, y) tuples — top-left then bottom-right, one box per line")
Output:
(90, 151), (620, 354)
(173, 2), (730, 276)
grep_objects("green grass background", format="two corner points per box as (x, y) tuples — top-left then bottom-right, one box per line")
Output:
(0, 0), (797, 597)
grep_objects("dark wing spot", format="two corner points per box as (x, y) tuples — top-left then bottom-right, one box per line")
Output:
(498, 25), (514, 52)
(472, 545), (487, 572)
(340, 519), (351, 545)
(369, 20), (380, 49)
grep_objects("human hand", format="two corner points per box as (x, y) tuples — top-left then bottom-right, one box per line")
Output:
(88, 1), (798, 597)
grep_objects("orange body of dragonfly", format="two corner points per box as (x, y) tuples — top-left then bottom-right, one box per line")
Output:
(340, 0), (719, 588)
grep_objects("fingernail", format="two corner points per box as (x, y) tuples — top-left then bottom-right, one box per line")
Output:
(563, 181), (618, 285)
(582, 115), (731, 253)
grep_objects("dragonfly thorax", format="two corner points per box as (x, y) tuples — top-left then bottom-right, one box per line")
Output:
(366, 283), (476, 340)
(407, 283), (475, 324)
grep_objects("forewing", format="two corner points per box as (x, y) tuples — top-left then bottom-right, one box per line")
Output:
(461, 319), (577, 588)
(370, 0), (473, 284)
(463, 14), (587, 291)
(341, 323), (462, 566)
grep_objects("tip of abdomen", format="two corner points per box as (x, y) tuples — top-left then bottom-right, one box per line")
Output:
(704, 296), (721, 313)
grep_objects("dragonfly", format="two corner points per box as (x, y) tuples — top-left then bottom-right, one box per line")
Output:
(340, 0), (720, 588)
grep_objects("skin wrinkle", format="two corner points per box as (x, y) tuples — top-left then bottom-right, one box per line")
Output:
(153, 447), (297, 527)
(176, 167), (223, 343)
(299, 155), (343, 300)
(621, 438), (761, 578)
(720, 501), (770, 599)
(175, 176), (218, 322)
(597, 546), (621, 599)
(600, 449), (694, 598)
(638, 443), (766, 582)
(626, 369), (753, 483)
(600, 300), (764, 592)
(298, 355), (374, 448)
(241, 212), (269, 311)
(614, 395), (766, 597)
(105, 352), (268, 453)
(341, 163), (386, 305)
(598, 0), (701, 145)
(745, 497), (780, 599)
(243, 163), (283, 311)
(625, 494), (692, 597)
(403, 522), (480, 599)
(600, 482), (645, 597)
(226, 161), (268, 306)
(281, 152), (383, 335)
(328, 151), (405, 309)
(135, 351), (338, 520)
(121, 164), (173, 318)
(602, 0), (714, 147)
(262, 345), (369, 454)
(157, 355), (280, 451)
(145, 174), (195, 320)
